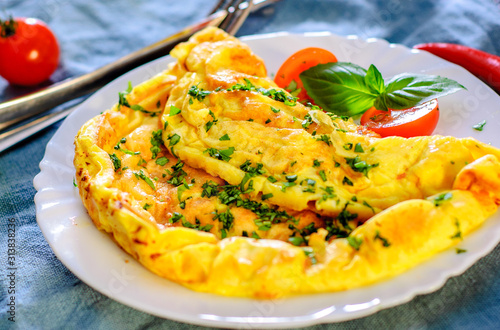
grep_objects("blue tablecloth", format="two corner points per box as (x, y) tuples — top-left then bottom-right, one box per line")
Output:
(1, 0), (500, 328)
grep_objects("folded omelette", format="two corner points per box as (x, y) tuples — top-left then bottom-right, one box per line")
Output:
(74, 27), (500, 298)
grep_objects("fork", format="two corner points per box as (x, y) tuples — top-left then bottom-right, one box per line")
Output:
(0, 0), (278, 152)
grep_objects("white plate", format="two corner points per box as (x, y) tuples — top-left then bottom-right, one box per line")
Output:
(34, 32), (500, 328)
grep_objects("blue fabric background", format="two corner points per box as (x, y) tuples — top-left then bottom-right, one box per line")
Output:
(1, 0), (500, 328)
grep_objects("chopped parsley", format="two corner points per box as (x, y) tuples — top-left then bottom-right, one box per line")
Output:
(302, 113), (313, 129)
(363, 200), (375, 214)
(281, 181), (296, 192)
(137, 158), (147, 167)
(176, 179), (193, 202)
(347, 236), (363, 251)
(201, 181), (220, 198)
(150, 129), (163, 159)
(170, 212), (184, 224)
(302, 247), (318, 264)
(204, 110), (218, 132)
(155, 157), (169, 166)
(188, 84), (211, 102)
(337, 204), (357, 229)
(204, 147), (235, 162)
(261, 193), (273, 201)
(221, 78), (298, 106)
(181, 218), (213, 232)
(344, 155), (379, 176)
(315, 134), (332, 146)
(213, 208), (235, 239)
(342, 176), (354, 186)
(114, 138), (140, 155)
(117, 82), (160, 115)
(133, 170), (155, 190)
(433, 192), (453, 206)
(301, 178), (316, 193)
(374, 230), (391, 247)
(240, 160), (265, 176)
(343, 142), (353, 150)
(169, 105), (181, 116)
(320, 186), (336, 202)
(456, 248), (467, 254)
(271, 106), (280, 113)
(204, 120), (216, 132)
(472, 120), (486, 131)
(219, 134), (230, 141)
(212, 180), (296, 232)
(354, 143), (364, 153)
(288, 236), (305, 246)
(165, 160), (187, 187)
(267, 176), (277, 183)
(167, 133), (181, 147)
(108, 153), (121, 171)
(450, 218), (462, 240)
(313, 159), (323, 168)
(319, 170), (327, 182)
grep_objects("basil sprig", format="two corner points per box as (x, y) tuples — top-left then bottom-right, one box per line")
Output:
(300, 62), (466, 116)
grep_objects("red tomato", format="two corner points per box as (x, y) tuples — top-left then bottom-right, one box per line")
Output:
(0, 17), (60, 86)
(360, 99), (439, 138)
(274, 47), (337, 103)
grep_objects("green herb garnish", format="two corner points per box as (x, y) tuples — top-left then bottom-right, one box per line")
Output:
(109, 153), (122, 171)
(472, 120), (486, 131)
(134, 170), (155, 190)
(150, 129), (163, 159)
(434, 192), (453, 206)
(204, 147), (235, 162)
(300, 62), (465, 116)
(347, 236), (363, 251)
(219, 134), (230, 141)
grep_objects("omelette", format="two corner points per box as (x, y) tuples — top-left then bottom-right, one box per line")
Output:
(74, 27), (500, 298)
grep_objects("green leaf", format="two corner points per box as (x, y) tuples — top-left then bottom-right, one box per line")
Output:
(169, 105), (181, 116)
(375, 73), (466, 111)
(300, 62), (378, 116)
(472, 120), (486, 131)
(301, 61), (465, 116)
(219, 134), (230, 141)
(365, 64), (385, 94)
(155, 157), (169, 166)
(347, 236), (363, 251)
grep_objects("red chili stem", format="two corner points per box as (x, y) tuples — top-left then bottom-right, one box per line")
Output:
(413, 42), (500, 94)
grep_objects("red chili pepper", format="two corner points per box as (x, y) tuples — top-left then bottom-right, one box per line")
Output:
(413, 43), (500, 94)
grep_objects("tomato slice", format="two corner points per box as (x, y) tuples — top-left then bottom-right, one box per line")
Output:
(274, 47), (337, 103)
(360, 99), (439, 138)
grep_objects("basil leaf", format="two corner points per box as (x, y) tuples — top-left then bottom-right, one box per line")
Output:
(300, 62), (378, 116)
(374, 73), (466, 111)
(365, 64), (385, 94)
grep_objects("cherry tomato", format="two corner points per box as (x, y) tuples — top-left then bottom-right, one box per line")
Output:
(274, 47), (337, 103)
(360, 99), (439, 138)
(0, 17), (60, 86)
